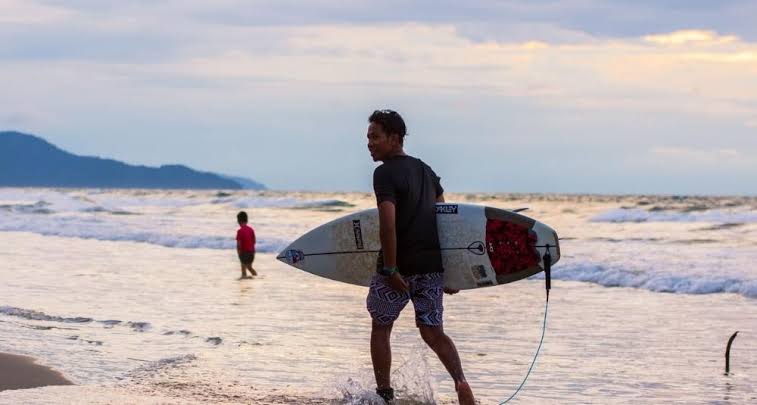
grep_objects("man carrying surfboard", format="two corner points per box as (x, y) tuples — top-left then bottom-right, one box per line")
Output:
(366, 109), (475, 404)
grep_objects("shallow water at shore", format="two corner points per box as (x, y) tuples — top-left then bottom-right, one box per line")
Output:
(1, 189), (756, 403)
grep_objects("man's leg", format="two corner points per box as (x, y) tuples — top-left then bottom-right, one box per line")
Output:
(370, 321), (393, 390)
(367, 274), (409, 401)
(419, 325), (463, 382)
(240, 263), (247, 278)
(413, 272), (475, 404)
(419, 325), (474, 404)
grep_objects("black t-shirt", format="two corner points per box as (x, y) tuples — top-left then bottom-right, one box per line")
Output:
(373, 155), (444, 275)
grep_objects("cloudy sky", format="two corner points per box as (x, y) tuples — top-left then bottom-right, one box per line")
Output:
(2, 0), (756, 194)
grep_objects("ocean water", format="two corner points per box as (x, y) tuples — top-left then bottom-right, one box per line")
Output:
(0, 188), (756, 404)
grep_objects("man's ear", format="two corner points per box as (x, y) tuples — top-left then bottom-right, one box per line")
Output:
(390, 133), (401, 146)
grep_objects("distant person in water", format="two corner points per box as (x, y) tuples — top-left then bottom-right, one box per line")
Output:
(236, 211), (257, 278)
(365, 109), (475, 404)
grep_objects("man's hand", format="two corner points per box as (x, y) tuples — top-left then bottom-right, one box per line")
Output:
(444, 287), (459, 295)
(388, 272), (409, 293)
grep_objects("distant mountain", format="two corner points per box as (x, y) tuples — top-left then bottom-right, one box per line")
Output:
(0, 131), (265, 190)
(220, 174), (267, 190)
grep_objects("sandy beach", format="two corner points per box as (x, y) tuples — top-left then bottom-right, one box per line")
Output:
(0, 352), (72, 391)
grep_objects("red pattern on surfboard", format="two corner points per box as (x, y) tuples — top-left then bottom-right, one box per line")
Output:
(485, 219), (539, 275)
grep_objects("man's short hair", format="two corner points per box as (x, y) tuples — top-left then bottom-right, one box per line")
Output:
(237, 211), (248, 223)
(369, 109), (407, 143)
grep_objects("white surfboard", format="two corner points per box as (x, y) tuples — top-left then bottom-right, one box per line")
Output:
(277, 203), (560, 290)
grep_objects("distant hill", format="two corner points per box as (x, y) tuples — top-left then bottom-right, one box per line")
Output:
(220, 174), (267, 190)
(0, 131), (265, 190)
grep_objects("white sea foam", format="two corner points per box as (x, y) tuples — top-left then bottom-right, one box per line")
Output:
(229, 196), (354, 210)
(0, 189), (354, 214)
(0, 306), (94, 323)
(534, 262), (757, 299)
(591, 208), (757, 223)
(0, 214), (287, 252)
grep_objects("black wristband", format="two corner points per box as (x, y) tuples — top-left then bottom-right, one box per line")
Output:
(377, 266), (399, 276)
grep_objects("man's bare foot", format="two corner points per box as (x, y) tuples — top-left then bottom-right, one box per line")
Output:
(456, 380), (475, 405)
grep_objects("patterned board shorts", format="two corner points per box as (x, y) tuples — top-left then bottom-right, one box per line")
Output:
(366, 272), (444, 327)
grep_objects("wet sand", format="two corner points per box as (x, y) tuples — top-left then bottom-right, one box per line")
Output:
(0, 353), (72, 391)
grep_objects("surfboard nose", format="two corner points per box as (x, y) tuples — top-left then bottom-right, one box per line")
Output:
(277, 239), (300, 264)
(279, 248), (304, 265)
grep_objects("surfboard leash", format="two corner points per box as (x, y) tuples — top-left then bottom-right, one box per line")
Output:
(499, 245), (552, 404)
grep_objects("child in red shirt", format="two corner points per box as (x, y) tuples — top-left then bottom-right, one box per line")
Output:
(236, 211), (257, 278)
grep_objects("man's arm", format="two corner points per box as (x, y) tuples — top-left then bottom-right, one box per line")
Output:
(377, 201), (397, 268)
(436, 193), (445, 203)
(377, 200), (408, 292)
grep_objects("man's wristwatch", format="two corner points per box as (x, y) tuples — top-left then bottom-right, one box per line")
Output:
(378, 266), (399, 276)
